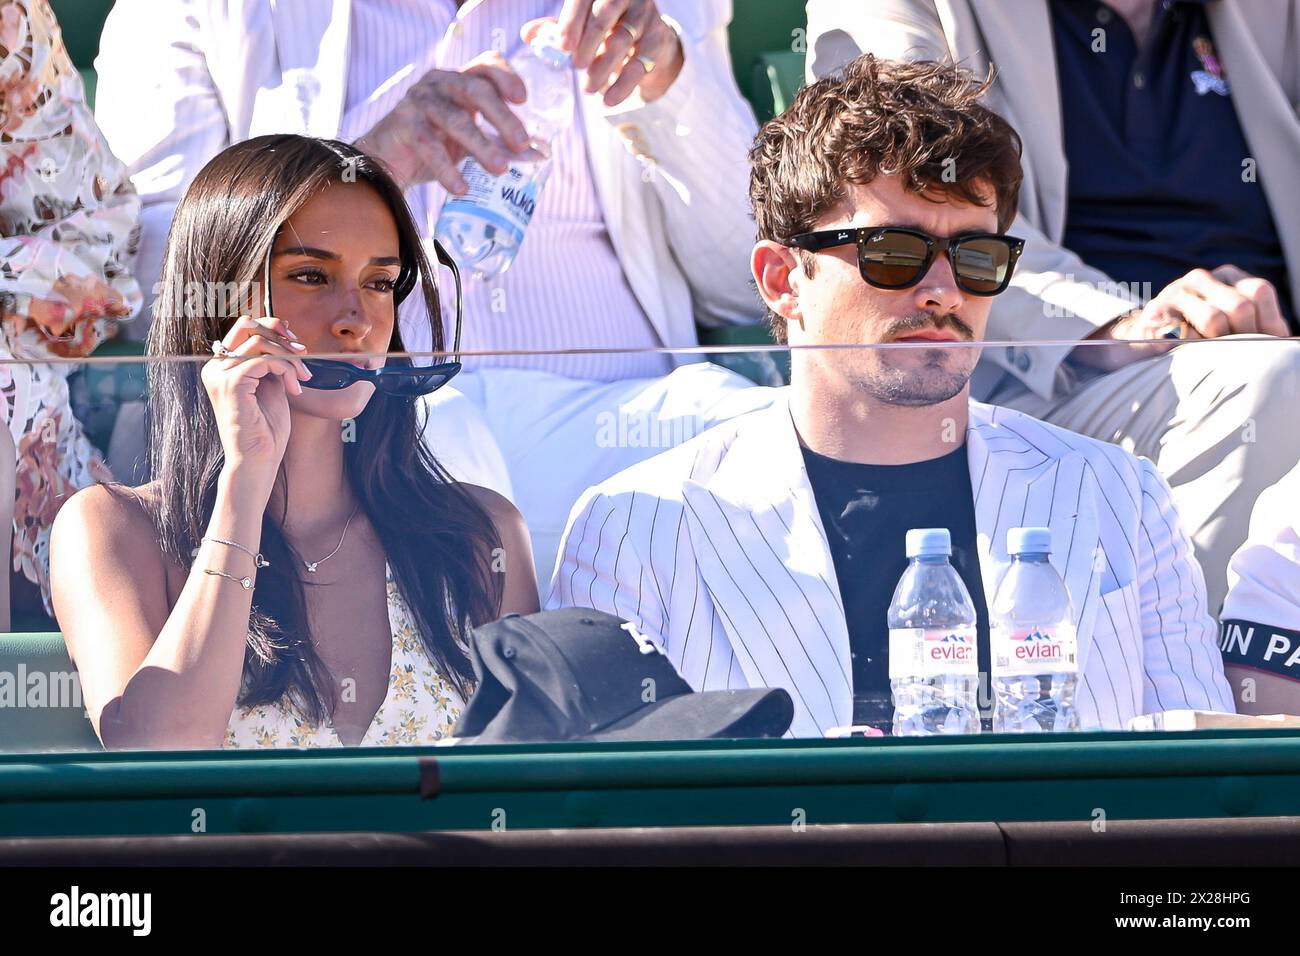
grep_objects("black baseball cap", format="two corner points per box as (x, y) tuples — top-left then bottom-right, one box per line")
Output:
(451, 608), (794, 743)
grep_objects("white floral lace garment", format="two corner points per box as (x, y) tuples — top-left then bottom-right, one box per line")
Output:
(1, 0), (143, 610)
(224, 566), (469, 749)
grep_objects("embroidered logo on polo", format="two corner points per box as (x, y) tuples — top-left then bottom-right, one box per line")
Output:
(1190, 37), (1228, 96)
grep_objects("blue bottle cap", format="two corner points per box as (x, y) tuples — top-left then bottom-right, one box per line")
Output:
(1008, 526), (1052, 555)
(905, 528), (952, 558)
(530, 20), (573, 67)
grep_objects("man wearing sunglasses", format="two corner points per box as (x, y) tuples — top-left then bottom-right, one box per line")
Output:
(548, 56), (1232, 737)
(807, 0), (1300, 621)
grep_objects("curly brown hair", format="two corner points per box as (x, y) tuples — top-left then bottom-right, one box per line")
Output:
(749, 55), (1024, 342)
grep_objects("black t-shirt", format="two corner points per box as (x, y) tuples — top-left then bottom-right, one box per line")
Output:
(801, 443), (990, 730)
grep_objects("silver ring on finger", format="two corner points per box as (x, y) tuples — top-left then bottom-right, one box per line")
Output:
(616, 20), (640, 43)
(636, 52), (656, 74)
(211, 340), (233, 358)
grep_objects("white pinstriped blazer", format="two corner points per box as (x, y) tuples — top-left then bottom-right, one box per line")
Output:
(548, 392), (1235, 736)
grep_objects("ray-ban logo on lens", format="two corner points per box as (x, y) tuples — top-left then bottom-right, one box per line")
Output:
(49, 886), (151, 936)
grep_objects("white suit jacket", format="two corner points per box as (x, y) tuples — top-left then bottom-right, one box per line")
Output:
(549, 391), (1234, 736)
(1224, 461), (1300, 632)
(93, 0), (761, 353)
(806, 0), (1300, 401)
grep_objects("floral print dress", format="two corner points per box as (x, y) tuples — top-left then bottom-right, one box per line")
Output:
(0, 0), (142, 610)
(224, 566), (470, 748)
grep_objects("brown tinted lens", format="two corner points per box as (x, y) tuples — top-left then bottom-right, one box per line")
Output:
(859, 231), (931, 287)
(953, 238), (1011, 294)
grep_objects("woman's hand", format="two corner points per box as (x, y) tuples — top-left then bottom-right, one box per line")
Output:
(200, 315), (311, 490)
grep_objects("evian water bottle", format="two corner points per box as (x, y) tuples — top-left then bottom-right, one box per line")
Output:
(434, 22), (574, 279)
(990, 527), (1080, 733)
(887, 528), (981, 736)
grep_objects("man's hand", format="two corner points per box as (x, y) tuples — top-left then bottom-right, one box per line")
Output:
(356, 51), (532, 194)
(359, 3), (686, 193)
(551, 0), (685, 106)
(1071, 265), (1290, 371)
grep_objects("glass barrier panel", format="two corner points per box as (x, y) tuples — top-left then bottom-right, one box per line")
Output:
(1, 336), (1298, 753)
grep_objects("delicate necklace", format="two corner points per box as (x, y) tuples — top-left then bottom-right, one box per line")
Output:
(303, 504), (361, 573)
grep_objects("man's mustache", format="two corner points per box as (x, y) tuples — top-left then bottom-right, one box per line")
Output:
(886, 312), (975, 341)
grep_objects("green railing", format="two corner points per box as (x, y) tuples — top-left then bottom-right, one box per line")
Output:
(4, 729), (1300, 838)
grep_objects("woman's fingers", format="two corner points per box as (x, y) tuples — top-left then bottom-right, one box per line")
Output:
(220, 350), (309, 397)
(243, 356), (307, 397)
(215, 318), (311, 394)
(224, 332), (311, 379)
(219, 315), (306, 359)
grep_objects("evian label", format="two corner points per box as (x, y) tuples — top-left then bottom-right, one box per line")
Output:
(889, 626), (978, 680)
(992, 623), (1078, 677)
(444, 157), (542, 246)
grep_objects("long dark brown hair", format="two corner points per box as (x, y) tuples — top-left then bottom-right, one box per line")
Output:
(146, 134), (502, 721)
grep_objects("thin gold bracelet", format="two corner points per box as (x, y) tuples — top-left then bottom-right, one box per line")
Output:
(203, 567), (254, 590)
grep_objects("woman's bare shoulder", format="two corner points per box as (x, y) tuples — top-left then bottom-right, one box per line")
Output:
(61, 480), (158, 528)
(53, 480), (164, 562)
(460, 483), (522, 523)
(459, 483), (538, 615)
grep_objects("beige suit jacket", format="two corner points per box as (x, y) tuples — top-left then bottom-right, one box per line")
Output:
(806, 0), (1300, 400)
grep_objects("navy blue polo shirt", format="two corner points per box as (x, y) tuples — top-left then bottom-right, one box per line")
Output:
(1051, 0), (1294, 327)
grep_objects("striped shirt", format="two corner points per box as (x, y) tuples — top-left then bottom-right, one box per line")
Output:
(342, 0), (670, 381)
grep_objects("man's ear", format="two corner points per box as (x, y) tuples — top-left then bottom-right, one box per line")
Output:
(751, 240), (804, 332)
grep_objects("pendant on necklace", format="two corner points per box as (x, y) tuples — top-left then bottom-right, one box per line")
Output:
(306, 562), (319, 573)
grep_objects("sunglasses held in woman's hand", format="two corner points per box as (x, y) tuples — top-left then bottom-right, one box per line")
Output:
(787, 226), (1025, 296)
(299, 357), (461, 397)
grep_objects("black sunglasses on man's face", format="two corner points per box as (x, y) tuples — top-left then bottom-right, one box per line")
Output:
(786, 226), (1025, 296)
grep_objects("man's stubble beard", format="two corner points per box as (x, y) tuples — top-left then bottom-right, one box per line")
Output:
(850, 310), (981, 407)
(856, 347), (979, 406)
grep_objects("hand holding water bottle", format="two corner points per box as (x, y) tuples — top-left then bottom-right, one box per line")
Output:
(359, 2), (684, 196)
(434, 23), (577, 279)
(356, 51), (533, 195)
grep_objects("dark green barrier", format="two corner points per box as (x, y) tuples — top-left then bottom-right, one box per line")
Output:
(3, 730), (1300, 839)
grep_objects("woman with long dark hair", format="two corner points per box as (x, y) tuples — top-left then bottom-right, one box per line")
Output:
(49, 135), (538, 750)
